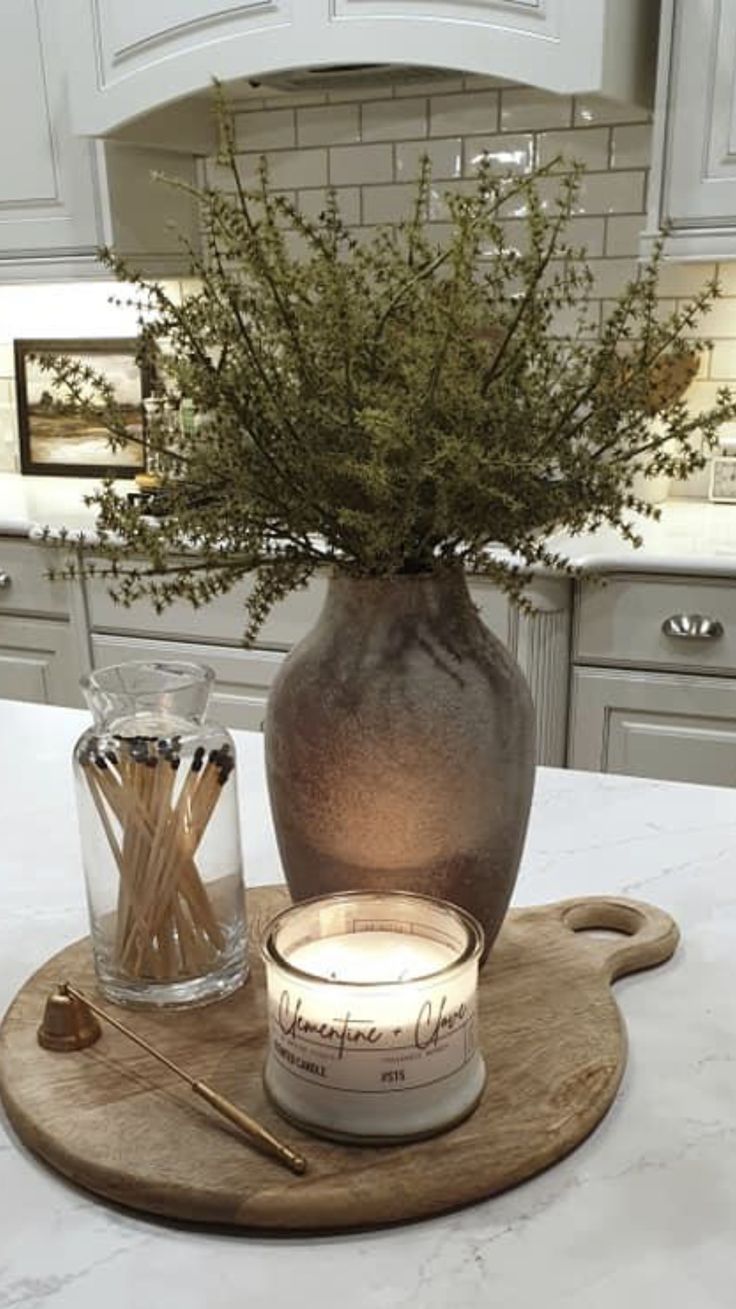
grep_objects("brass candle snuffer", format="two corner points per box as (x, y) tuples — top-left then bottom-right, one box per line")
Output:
(38, 982), (307, 1176)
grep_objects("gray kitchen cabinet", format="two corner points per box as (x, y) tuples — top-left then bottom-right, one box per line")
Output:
(569, 572), (736, 787)
(0, 538), (87, 706)
(569, 666), (736, 787)
(0, 0), (202, 279)
(0, 0), (103, 276)
(0, 616), (80, 706)
(647, 0), (736, 259)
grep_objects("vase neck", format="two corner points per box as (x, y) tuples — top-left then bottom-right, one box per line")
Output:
(321, 569), (474, 632)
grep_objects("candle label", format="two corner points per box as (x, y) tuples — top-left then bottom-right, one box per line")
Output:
(267, 984), (479, 1095)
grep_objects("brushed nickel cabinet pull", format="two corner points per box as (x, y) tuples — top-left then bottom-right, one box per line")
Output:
(661, 614), (724, 641)
(0, 571), (11, 591)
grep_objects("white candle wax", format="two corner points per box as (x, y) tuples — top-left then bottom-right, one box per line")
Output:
(262, 893), (486, 1142)
(288, 931), (456, 983)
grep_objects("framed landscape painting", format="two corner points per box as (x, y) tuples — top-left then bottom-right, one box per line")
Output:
(15, 338), (149, 477)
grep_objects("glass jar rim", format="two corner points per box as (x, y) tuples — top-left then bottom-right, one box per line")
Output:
(261, 890), (484, 988)
(80, 660), (215, 696)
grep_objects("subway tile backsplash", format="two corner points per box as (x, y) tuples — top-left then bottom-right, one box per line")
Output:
(330, 143), (393, 185)
(396, 137), (463, 181)
(2, 74), (736, 497)
(610, 123), (652, 170)
(297, 103), (361, 147)
(362, 97), (429, 142)
(537, 127), (610, 171)
(430, 91), (500, 136)
(499, 88), (573, 132)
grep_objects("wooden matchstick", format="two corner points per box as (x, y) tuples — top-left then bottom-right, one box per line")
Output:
(81, 733), (235, 984)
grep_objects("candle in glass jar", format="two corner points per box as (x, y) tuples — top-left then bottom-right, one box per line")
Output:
(262, 892), (485, 1142)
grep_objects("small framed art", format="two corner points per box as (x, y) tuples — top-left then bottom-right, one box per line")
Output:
(15, 338), (150, 477)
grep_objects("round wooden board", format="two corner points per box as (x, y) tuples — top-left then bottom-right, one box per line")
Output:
(0, 888), (678, 1232)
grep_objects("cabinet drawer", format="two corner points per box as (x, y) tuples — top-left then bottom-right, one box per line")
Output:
(88, 571), (327, 649)
(92, 634), (284, 732)
(0, 540), (70, 617)
(89, 570), (512, 651)
(575, 575), (736, 675)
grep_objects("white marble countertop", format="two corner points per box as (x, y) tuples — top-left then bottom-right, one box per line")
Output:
(0, 473), (118, 538)
(2, 470), (736, 575)
(1, 698), (735, 1308)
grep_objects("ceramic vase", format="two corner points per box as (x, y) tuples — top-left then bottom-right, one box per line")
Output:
(264, 569), (536, 956)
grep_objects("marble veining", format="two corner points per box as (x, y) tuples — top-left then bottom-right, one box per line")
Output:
(1, 700), (735, 1307)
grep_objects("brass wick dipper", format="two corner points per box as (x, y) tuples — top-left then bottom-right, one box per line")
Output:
(60, 983), (307, 1176)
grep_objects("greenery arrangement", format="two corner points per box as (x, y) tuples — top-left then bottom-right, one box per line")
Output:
(40, 102), (736, 640)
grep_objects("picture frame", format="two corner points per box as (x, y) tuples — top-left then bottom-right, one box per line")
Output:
(14, 338), (150, 477)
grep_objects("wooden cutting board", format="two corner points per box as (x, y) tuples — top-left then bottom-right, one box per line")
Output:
(0, 887), (678, 1232)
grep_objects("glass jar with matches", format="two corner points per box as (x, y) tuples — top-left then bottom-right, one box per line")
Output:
(73, 661), (248, 1007)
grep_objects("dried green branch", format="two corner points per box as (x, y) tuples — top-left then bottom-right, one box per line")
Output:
(36, 99), (736, 642)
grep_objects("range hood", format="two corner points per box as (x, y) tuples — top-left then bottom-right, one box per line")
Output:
(250, 64), (463, 94)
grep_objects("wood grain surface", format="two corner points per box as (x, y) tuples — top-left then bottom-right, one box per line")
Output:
(0, 888), (678, 1232)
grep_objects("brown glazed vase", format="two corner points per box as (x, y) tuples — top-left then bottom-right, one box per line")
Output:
(264, 569), (536, 957)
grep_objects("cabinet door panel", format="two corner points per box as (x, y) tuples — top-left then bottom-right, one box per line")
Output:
(0, 0), (101, 261)
(0, 617), (80, 707)
(92, 0), (292, 87)
(332, 1), (548, 29)
(569, 666), (736, 787)
(0, 1), (57, 205)
(99, 0), (273, 58)
(662, 0), (736, 227)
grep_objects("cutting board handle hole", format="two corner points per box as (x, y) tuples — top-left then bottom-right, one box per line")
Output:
(571, 927), (628, 941)
(561, 900), (643, 938)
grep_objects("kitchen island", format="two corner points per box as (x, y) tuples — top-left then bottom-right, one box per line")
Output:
(1, 698), (734, 1309)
